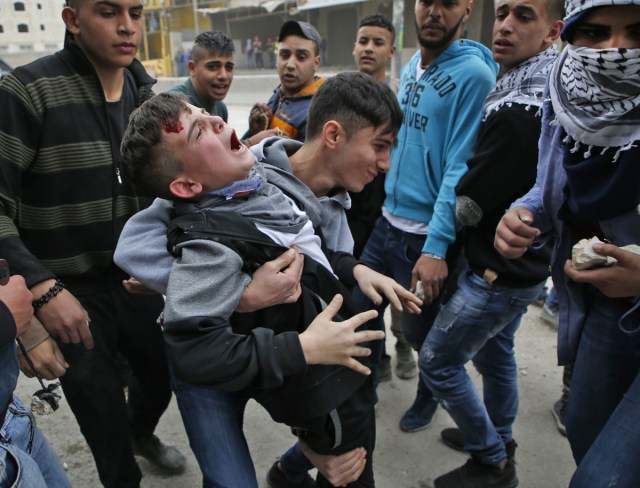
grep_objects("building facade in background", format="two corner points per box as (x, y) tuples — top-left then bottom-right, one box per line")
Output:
(0, 1), (65, 66)
(0, 0), (494, 76)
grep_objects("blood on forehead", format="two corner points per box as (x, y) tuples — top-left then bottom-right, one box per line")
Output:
(163, 119), (184, 134)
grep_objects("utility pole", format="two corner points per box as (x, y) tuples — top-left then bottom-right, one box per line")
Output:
(193, 0), (200, 36)
(391, 0), (404, 81)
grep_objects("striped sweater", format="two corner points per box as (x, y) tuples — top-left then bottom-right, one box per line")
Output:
(0, 43), (155, 288)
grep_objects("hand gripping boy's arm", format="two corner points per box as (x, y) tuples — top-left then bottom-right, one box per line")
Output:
(163, 239), (384, 390)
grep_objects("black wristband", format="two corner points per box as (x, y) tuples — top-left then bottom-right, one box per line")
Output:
(32, 279), (65, 311)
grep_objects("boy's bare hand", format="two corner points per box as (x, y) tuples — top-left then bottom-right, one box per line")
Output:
(19, 337), (68, 380)
(299, 294), (383, 375)
(410, 255), (447, 305)
(495, 207), (540, 259)
(122, 278), (158, 295)
(236, 247), (304, 313)
(247, 103), (272, 135)
(300, 440), (367, 487)
(353, 264), (423, 313)
(0, 275), (33, 337)
(244, 128), (289, 147)
(564, 243), (640, 298)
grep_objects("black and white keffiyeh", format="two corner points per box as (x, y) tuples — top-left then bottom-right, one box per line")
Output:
(549, 44), (640, 159)
(565, 0), (639, 20)
(482, 45), (558, 119)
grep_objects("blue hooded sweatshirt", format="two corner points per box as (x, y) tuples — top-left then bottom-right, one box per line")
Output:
(384, 39), (498, 257)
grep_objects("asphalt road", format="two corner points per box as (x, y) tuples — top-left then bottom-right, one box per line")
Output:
(15, 303), (574, 488)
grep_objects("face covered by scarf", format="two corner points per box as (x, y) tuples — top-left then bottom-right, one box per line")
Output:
(550, 44), (640, 159)
(551, 0), (640, 221)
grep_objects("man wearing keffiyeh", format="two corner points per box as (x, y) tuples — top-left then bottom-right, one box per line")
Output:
(414, 1), (564, 487)
(496, 1), (640, 487)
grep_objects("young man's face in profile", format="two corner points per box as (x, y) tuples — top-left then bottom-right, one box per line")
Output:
(492, 0), (560, 72)
(333, 125), (394, 193)
(167, 104), (255, 194)
(277, 36), (320, 95)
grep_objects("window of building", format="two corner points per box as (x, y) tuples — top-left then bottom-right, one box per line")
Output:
(14, 2), (26, 11)
(18, 24), (29, 33)
(40, 24), (45, 31)
(0, 26), (3, 34)
(37, 3), (42, 9)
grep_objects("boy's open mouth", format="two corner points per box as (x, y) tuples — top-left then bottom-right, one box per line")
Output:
(230, 130), (242, 151)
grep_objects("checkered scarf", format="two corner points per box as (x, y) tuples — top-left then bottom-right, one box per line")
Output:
(549, 44), (640, 160)
(483, 45), (558, 120)
(564, 0), (640, 20)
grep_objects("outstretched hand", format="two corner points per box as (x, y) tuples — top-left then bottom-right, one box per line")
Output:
(353, 264), (422, 313)
(299, 294), (383, 376)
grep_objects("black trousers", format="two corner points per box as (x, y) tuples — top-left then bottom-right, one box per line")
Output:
(57, 267), (170, 488)
(296, 377), (376, 488)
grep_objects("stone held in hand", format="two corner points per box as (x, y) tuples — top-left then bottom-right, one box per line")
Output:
(571, 237), (640, 271)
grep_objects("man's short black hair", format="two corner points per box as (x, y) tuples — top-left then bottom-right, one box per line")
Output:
(306, 72), (402, 143)
(358, 14), (396, 45)
(192, 31), (235, 63)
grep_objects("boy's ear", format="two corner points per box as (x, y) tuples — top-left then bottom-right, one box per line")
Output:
(61, 5), (80, 36)
(169, 177), (203, 199)
(322, 120), (345, 150)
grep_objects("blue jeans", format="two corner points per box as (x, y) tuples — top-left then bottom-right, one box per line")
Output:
(171, 376), (258, 488)
(353, 217), (442, 390)
(0, 396), (71, 488)
(566, 293), (640, 488)
(546, 286), (558, 309)
(421, 270), (544, 465)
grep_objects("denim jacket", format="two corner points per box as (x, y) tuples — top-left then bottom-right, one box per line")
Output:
(513, 95), (640, 365)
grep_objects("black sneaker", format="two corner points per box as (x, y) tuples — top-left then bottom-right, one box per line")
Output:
(399, 393), (438, 432)
(551, 399), (567, 437)
(434, 457), (518, 488)
(441, 428), (518, 459)
(441, 427), (465, 452)
(131, 434), (186, 473)
(267, 461), (316, 488)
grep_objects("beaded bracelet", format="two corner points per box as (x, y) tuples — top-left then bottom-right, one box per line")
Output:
(32, 279), (65, 311)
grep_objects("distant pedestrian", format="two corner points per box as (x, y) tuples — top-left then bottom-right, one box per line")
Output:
(174, 47), (188, 76)
(320, 37), (327, 65)
(245, 37), (254, 69)
(267, 37), (276, 68)
(253, 35), (264, 69)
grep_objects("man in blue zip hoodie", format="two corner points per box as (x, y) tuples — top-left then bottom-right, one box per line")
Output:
(354, 0), (498, 431)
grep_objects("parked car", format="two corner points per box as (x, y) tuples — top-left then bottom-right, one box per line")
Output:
(0, 58), (12, 78)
